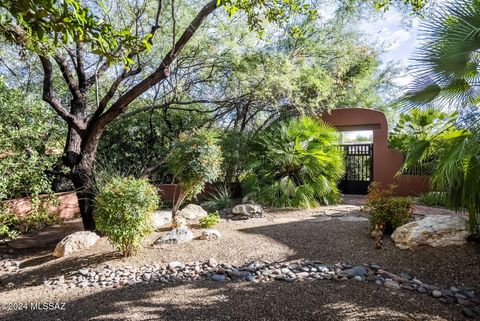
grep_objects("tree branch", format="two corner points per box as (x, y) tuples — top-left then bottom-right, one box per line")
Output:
(53, 53), (83, 101)
(95, 0), (218, 129)
(39, 56), (85, 134)
(121, 100), (227, 118)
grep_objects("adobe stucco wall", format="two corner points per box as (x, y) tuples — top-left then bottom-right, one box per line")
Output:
(321, 108), (429, 196)
(3, 192), (80, 220)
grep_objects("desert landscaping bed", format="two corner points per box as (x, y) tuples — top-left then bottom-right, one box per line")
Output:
(1, 200), (479, 320)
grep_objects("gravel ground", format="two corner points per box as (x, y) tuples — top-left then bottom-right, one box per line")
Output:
(0, 279), (466, 321)
(1, 200), (479, 320)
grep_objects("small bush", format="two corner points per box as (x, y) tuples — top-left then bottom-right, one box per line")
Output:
(199, 211), (220, 228)
(203, 185), (232, 211)
(167, 129), (222, 225)
(365, 182), (414, 234)
(95, 176), (159, 257)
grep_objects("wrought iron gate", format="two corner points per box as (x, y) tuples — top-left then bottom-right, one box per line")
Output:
(338, 143), (373, 195)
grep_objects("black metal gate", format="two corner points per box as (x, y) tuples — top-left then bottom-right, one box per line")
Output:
(338, 143), (373, 195)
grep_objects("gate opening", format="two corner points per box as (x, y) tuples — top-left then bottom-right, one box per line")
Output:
(337, 130), (373, 195)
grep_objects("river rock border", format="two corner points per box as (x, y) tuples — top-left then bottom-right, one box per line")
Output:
(3, 258), (479, 318)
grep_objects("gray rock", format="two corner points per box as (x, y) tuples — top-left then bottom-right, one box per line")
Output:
(384, 280), (400, 290)
(417, 287), (428, 294)
(227, 270), (253, 281)
(338, 266), (367, 278)
(53, 232), (100, 257)
(177, 204), (208, 224)
(354, 275), (364, 282)
(208, 258), (218, 268)
(153, 210), (172, 228)
(232, 204), (265, 219)
(168, 261), (184, 270)
(463, 308), (476, 319)
(432, 290), (442, 298)
(154, 228), (194, 246)
(199, 229), (221, 240)
(211, 274), (226, 282)
(79, 268), (89, 276)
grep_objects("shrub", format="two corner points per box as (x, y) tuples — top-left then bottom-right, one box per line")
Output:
(167, 129), (222, 225)
(0, 201), (61, 240)
(365, 182), (413, 234)
(94, 176), (159, 257)
(243, 116), (344, 208)
(202, 185), (232, 211)
(199, 211), (220, 228)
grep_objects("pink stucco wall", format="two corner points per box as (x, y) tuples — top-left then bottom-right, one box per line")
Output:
(322, 108), (429, 196)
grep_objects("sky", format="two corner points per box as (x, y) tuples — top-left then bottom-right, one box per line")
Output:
(359, 8), (421, 87)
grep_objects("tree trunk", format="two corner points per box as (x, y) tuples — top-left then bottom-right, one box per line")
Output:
(70, 157), (97, 231)
(63, 119), (100, 231)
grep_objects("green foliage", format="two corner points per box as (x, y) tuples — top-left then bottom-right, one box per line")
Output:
(168, 129), (222, 215)
(99, 108), (210, 182)
(0, 201), (62, 240)
(0, 79), (64, 200)
(94, 176), (159, 257)
(400, 0), (480, 109)
(0, 0), (148, 64)
(199, 210), (220, 228)
(365, 182), (414, 234)
(417, 191), (448, 207)
(243, 116), (344, 208)
(389, 108), (461, 175)
(203, 185), (232, 211)
(220, 131), (252, 183)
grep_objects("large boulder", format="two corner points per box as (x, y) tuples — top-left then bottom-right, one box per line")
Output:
(392, 215), (469, 249)
(52, 231), (100, 257)
(177, 204), (207, 224)
(153, 210), (173, 228)
(154, 228), (194, 246)
(232, 204), (265, 220)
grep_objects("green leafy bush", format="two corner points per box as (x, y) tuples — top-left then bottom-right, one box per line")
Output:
(0, 80), (64, 200)
(243, 116), (344, 208)
(94, 176), (159, 257)
(199, 211), (220, 228)
(365, 182), (414, 234)
(167, 129), (222, 225)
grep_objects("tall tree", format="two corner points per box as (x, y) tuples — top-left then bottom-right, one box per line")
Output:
(0, 0), (425, 230)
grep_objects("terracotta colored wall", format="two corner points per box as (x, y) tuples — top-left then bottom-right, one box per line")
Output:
(2, 192), (80, 220)
(321, 108), (429, 196)
(157, 183), (242, 203)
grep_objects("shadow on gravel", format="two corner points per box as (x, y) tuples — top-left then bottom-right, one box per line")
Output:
(0, 279), (464, 321)
(239, 219), (480, 291)
(1, 252), (120, 292)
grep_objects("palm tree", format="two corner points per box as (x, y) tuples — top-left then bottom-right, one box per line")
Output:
(401, 0), (480, 234)
(243, 116), (344, 208)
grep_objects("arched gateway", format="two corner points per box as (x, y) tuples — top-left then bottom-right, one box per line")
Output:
(321, 108), (429, 196)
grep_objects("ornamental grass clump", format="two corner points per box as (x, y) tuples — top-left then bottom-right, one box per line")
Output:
(94, 176), (159, 257)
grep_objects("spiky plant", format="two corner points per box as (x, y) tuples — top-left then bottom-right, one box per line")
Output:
(401, 0), (480, 234)
(243, 116), (344, 208)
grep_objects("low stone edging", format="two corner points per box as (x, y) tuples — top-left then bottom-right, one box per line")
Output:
(1, 258), (477, 317)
